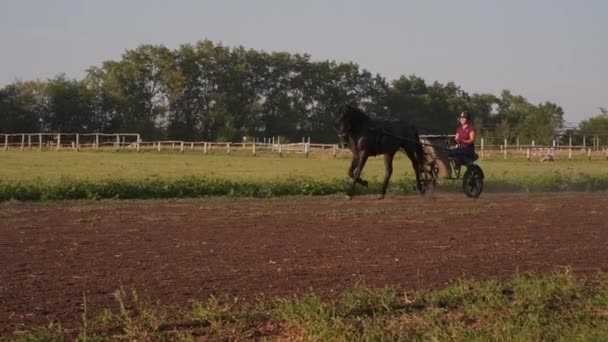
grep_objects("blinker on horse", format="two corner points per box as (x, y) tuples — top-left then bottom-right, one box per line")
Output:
(334, 105), (426, 199)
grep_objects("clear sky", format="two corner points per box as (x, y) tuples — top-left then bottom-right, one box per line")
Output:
(1, 0), (606, 122)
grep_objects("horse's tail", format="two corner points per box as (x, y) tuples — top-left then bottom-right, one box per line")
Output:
(412, 126), (425, 170)
(399, 124), (426, 193)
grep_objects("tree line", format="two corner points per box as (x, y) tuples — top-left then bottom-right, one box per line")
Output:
(1, 39), (605, 145)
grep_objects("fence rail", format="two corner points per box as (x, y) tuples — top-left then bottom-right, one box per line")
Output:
(1, 133), (607, 160)
(1, 133), (141, 152)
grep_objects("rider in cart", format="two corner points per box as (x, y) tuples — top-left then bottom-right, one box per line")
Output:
(449, 111), (477, 165)
(420, 110), (484, 197)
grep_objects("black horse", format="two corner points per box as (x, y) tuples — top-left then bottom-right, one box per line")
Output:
(334, 105), (426, 199)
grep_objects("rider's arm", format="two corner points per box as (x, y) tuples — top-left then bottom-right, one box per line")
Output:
(461, 130), (476, 144)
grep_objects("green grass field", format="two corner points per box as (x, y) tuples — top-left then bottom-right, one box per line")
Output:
(1, 150), (607, 201)
(1, 150), (607, 182)
(11, 269), (608, 341)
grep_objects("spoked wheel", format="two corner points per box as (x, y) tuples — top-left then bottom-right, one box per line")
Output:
(420, 162), (438, 195)
(462, 165), (484, 198)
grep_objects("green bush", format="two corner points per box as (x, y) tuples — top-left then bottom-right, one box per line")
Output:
(1, 172), (608, 202)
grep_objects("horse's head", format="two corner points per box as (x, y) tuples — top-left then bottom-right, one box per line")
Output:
(335, 105), (368, 147)
(334, 105), (371, 148)
(334, 106), (352, 147)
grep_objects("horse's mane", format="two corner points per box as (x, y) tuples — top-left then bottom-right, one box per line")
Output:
(341, 104), (371, 125)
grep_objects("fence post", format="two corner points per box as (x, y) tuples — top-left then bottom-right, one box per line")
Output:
(526, 147), (531, 161)
(226, 142), (231, 155)
(3, 134), (6, 150)
(136, 134), (141, 152)
(307, 137), (311, 157)
(158, 141), (162, 152)
(57, 133), (61, 151)
(333, 144), (337, 157)
(20, 134), (25, 151)
(180, 141), (184, 154)
(503, 138), (508, 160)
(583, 136), (586, 148)
(588, 148), (592, 160)
(278, 136), (282, 157)
(27, 134), (31, 149)
(252, 139), (256, 156)
(75, 134), (80, 151)
(203, 142), (208, 154)
(115, 134), (120, 151)
(190, 142), (194, 150)
(592, 135), (597, 151)
(39, 133), (42, 150)
(480, 137), (485, 159)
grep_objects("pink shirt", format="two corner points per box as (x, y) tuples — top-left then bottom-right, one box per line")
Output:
(456, 125), (475, 148)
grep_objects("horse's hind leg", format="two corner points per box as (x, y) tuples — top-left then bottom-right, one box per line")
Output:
(348, 156), (368, 187)
(378, 152), (396, 199)
(404, 147), (424, 194)
(347, 153), (369, 198)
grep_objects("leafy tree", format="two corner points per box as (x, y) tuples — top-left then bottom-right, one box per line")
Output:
(579, 108), (608, 145)
(40, 75), (96, 132)
(0, 81), (46, 133)
(0, 39), (578, 144)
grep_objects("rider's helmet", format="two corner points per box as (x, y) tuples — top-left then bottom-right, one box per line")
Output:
(459, 111), (471, 120)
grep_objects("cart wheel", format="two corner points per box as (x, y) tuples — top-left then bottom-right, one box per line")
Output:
(462, 165), (483, 198)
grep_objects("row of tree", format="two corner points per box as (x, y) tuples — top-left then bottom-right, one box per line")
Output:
(1, 40), (605, 144)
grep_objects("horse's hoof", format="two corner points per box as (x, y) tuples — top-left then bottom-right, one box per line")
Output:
(377, 194), (385, 200)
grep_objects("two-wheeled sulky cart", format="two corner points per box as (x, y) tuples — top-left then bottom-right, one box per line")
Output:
(420, 135), (484, 198)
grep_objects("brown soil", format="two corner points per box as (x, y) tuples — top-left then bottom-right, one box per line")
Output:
(1, 193), (607, 334)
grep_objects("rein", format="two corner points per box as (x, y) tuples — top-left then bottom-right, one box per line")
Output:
(339, 126), (454, 154)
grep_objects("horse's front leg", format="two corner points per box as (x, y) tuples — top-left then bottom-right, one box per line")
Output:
(348, 157), (368, 187)
(378, 152), (395, 199)
(347, 153), (369, 198)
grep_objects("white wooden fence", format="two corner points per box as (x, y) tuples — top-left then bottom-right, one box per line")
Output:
(1, 133), (141, 152)
(0, 133), (342, 157)
(1, 132), (607, 160)
(478, 137), (608, 161)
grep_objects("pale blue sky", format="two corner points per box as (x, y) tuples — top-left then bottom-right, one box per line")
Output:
(1, 0), (606, 122)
